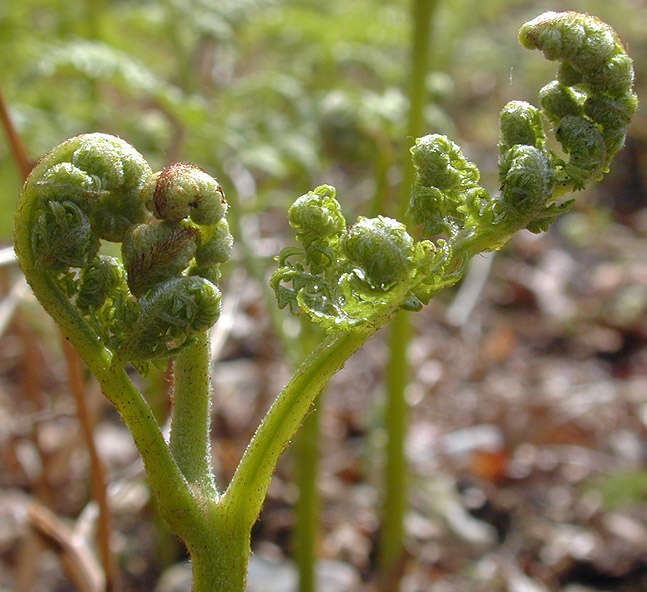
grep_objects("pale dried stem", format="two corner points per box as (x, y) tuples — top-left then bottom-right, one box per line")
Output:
(61, 336), (120, 592)
(0, 86), (31, 179)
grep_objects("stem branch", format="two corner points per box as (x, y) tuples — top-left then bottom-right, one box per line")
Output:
(170, 331), (218, 498)
(223, 329), (372, 529)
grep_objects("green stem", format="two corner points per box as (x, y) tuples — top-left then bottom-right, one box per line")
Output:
(294, 397), (321, 592)
(369, 130), (395, 217)
(171, 331), (218, 499)
(399, 0), (438, 221)
(95, 363), (203, 539)
(380, 0), (438, 585)
(380, 310), (411, 576)
(19, 270), (201, 539)
(188, 507), (251, 592)
(228, 172), (326, 591)
(222, 329), (373, 530)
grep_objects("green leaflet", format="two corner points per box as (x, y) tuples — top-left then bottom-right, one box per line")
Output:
(271, 185), (448, 332)
(275, 11), (637, 332)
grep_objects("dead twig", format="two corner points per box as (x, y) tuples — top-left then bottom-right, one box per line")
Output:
(0, 86), (32, 179)
(61, 336), (120, 592)
(28, 498), (105, 592)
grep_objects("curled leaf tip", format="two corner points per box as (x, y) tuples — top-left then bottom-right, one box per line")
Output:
(143, 162), (228, 225)
(15, 133), (232, 365)
(274, 12), (636, 332)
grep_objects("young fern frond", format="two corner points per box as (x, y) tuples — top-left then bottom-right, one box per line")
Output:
(15, 132), (233, 563)
(273, 11), (636, 331)
(15, 133), (232, 367)
(13, 11), (635, 592)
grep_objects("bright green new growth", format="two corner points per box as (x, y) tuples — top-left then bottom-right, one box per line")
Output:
(274, 11), (636, 331)
(272, 184), (445, 330)
(12, 12), (635, 592)
(15, 133), (232, 366)
(519, 11), (637, 184)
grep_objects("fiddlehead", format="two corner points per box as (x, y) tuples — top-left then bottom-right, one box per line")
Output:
(15, 133), (232, 366)
(519, 11), (637, 187)
(274, 12), (636, 330)
(271, 185), (446, 331)
(142, 162), (227, 225)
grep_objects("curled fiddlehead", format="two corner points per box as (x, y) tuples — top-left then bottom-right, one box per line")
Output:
(273, 11), (636, 331)
(519, 11), (637, 188)
(15, 133), (232, 366)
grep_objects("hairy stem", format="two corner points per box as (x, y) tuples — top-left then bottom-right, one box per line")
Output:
(223, 329), (372, 529)
(380, 309), (411, 579)
(188, 509), (251, 592)
(5, 92), (119, 589)
(170, 331), (218, 499)
(18, 269), (201, 539)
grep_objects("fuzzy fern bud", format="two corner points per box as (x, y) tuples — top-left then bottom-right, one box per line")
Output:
(122, 276), (222, 361)
(519, 11), (637, 188)
(77, 256), (127, 312)
(500, 101), (546, 148)
(122, 221), (199, 297)
(29, 134), (152, 243)
(273, 185), (447, 331)
(519, 11), (615, 71)
(411, 134), (479, 191)
(31, 200), (99, 270)
(555, 115), (607, 188)
(195, 219), (234, 267)
(287, 185), (346, 273)
(288, 186), (346, 241)
(142, 163), (227, 225)
(343, 217), (414, 289)
(409, 134), (484, 238)
(538, 82), (582, 123)
(499, 145), (555, 218)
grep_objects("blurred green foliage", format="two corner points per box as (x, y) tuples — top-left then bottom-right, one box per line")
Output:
(1, 0), (644, 241)
(586, 470), (647, 510)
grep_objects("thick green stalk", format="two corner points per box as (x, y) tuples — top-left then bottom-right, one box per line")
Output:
(171, 331), (218, 499)
(228, 178), (324, 591)
(222, 329), (373, 530)
(95, 364), (204, 540)
(380, 0), (438, 583)
(187, 508), (251, 592)
(294, 397), (321, 592)
(36, 276), (201, 539)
